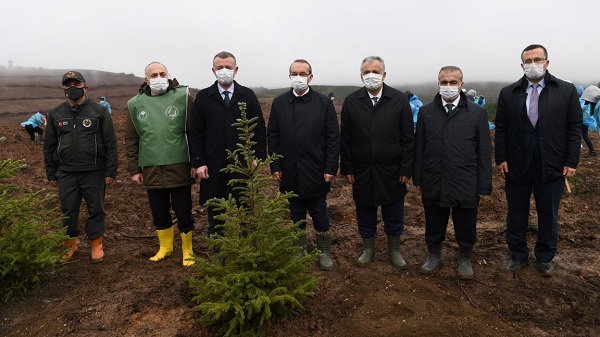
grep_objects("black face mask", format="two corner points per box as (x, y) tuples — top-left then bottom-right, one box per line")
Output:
(64, 87), (85, 100)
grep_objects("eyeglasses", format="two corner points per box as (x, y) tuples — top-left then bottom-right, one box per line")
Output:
(522, 58), (547, 65)
(289, 72), (310, 77)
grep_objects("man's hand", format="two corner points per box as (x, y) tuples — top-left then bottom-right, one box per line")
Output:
(324, 173), (334, 183)
(498, 161), (509, 179)
(105, 177), (114, 185)
(131, 173), (144, 185)
(196, 165), (209, 179)
(345, 175), (355, 184)
(399, 176), (409, 184)
(563, 166), (576, 178)
(50, 180), (57, 188)
(190, 168), (197, 179)
(273, 171), (282, 182)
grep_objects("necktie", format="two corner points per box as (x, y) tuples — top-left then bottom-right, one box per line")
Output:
(529, 84), (539, 126)
(223, 90), (231, 107)
(372, 97), (379, 106)
(445, 103), (453, 113)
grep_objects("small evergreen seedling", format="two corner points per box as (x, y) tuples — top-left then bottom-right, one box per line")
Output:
(0, 147), (69, 301)
(188, 103), (319, 337)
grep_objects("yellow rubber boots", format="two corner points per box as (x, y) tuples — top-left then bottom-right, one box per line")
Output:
(181, 231), (194, 267)
(150, 227), (174, 261)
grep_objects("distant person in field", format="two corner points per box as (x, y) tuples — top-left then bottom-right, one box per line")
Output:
(495, 44), (581, 277)
(189, 51), (267, 242)
(328, 90), (335, 101)
(99, 96), (112, 114)
(466, 89), (477, 102)
(467, 89), (486, 107)
(43, 71), (118, 264)
(413, 66), (492, 280)
(267, 59), (340, 271)
(340, 56), (415, 269)
(125, 62), (196, 267)
(405, 90), (423, 131)
(21, 111), (46, 145)
(578, 85), (598, 157)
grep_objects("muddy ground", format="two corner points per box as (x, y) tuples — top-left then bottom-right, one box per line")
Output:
(1, 94), (599, 337)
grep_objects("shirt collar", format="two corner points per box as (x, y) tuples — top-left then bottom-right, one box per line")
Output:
(442, 95), (460, 107)
(292, 86), (310, 97)
(368, 88), (382, 101)
(218, 83), (235, 95)
(527, 78), (545, 89)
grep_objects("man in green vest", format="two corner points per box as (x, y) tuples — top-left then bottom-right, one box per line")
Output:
(125, 62), (197, 267)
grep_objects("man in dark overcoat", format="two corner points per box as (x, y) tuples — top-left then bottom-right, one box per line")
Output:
(190, 51), (267, 236)
(495, 44), (581, 277)
(414, 66), (492, 280)
(340, 56), (414, 269)
(268, 59), (340, 271)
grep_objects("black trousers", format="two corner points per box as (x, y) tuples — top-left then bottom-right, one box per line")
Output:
(147, 185), (194, 233)
(289, 194), (330, 232)
(581, 123), (595, 152)
(423, 205), (477, 249)
(355, 197), (405, 238)
(24, 125), (43, 141)
(505, 164), (564, 263)
(57, 170), (106, 240)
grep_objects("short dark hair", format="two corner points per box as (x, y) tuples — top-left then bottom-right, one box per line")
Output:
(438, 66), (463, 81)
(522, 44), (548, 60)
(213, 51), (237, 66)
(289, 59), (312, 74)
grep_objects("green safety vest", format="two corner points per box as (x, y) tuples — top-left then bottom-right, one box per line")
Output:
(127, 86), (190, 167)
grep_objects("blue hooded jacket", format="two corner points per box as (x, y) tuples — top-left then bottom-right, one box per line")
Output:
(21, 112), (45, 128)
(408, 94), (423, 125)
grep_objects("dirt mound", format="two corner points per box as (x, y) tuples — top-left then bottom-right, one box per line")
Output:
(1, 99), (599, 337)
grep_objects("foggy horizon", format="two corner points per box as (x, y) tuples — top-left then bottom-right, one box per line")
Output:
(3, 0), (600, 90)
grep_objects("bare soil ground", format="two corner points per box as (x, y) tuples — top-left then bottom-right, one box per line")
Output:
(1, 90), (600, 337)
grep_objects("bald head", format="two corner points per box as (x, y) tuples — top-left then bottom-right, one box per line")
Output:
(145, 62), (169, 79)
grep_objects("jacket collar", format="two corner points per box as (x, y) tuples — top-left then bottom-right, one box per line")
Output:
(207, 80), (245, 97)
(286, 86), (314, 103)
(515, 71), (557, 91)
(356, 83), (391, 99)
(138, 78), (180, 95)
(434, 91), (469, 109)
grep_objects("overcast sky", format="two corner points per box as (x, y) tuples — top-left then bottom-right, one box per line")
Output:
(2, 0), (599, 89)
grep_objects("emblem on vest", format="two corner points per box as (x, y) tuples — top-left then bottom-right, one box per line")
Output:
(165, 106), (179, 119)
(137, 108), (149, 122)
(83, 119), (92, 128)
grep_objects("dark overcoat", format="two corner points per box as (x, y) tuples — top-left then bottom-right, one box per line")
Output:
(495, 72), (581, 183)
(340, 84), (414, 206)
(267, 88), (340, 198)
(413, 93), (492, 208)
(190, 81), (266, 205)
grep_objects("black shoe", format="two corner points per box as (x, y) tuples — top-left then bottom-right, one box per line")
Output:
(586, 151), (597, 157)
(506, 259), (528, 272)
(536, 261), (554, 277)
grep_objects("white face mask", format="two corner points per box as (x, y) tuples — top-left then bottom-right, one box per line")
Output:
(439, 86), (460, 101)
(523, 63), (546, 80)
(290, 75), (309, 92)
(149, 77), (169, 94)
(215, 68), (235, 85)
(362, 73), (383, 90)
